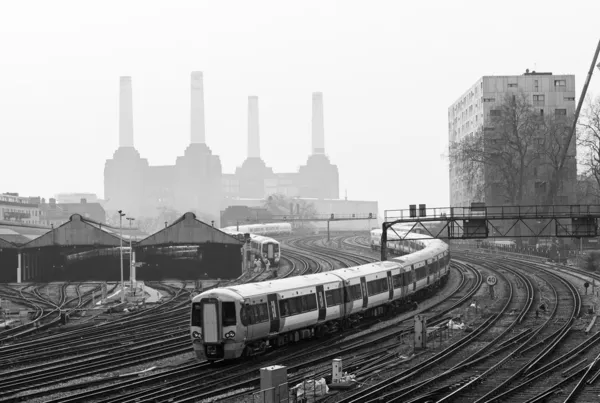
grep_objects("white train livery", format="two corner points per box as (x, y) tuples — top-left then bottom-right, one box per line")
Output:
(370, 228), (431, 256)
(222, 230), (282, 268)
(190, 232), (449, 361)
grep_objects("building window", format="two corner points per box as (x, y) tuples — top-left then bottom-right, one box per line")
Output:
(564, 96), (575, 101)
(540, 109), (544, 116)
(534, 80), (539, 91)
(490, 110), (502, 117)
(555, 109), (567, 116)
(483, 98), (495, 102)
(554, 80), (566, 87)
(508, 83), (518, 88)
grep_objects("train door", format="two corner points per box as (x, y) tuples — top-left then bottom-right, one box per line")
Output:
(426, 260), (430, 285)
(202, 300), (219, 343)
(316, 285), (326, 321)
(360, 277), (368, 309)
(267, 243), (274, 260)
(267, 294), (280, 333)
(387, 271), (393, 301)
(412, 265), (416, 291)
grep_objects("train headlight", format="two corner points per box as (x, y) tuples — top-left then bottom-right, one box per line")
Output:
(224, 331), (236, 339)
(192, 331), (202, 339)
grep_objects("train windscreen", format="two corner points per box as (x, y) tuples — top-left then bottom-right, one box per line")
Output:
(222, 302), (237, 326)
(191, 302), (203, 326)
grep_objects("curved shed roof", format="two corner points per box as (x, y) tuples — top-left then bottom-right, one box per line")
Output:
(137, 212), (243, 247)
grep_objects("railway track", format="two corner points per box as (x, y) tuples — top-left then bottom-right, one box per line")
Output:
(0, 233), (363, 402)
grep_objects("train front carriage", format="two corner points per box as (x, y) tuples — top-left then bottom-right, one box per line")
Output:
(191, 290), (246, 361)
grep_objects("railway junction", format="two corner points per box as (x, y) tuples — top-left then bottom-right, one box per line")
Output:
(2, 205), (600, 402)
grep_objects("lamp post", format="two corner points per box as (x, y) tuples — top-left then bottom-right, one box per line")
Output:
(126, 217), (135, 291)
(118, 210), (126, 303)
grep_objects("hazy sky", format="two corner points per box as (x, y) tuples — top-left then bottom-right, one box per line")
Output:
(1, 0), (599, 218)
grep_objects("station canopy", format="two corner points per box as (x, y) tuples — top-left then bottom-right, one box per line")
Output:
(0, 221), (50, 245)
(21, 214), (133, 249)
(137, 212), (243, 247)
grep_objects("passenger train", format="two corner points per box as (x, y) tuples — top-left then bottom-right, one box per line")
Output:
(221, 223), (292, 237)
(222, 230), (282, 268)
(370, 228), (431, 255)
(190, 231), (450, 361)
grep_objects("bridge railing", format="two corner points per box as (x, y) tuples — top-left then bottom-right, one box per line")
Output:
(385, 205), (600, 222)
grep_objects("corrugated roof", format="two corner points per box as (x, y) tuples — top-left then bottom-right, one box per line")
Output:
(22, 214), (125, 248)
(137, 212), (243, 247)
(0, 222), (50, 245)
(0, 237), (16, 249)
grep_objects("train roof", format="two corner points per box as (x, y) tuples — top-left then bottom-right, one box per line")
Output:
(222, 271), (344, 299)
(333, 261), (402, 280)
(249, 234), (279, 243)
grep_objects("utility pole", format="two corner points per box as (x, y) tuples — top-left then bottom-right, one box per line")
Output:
(543, 39), (600, 208)
(118, 210), (126, 303)
(126, 217), (135, 292)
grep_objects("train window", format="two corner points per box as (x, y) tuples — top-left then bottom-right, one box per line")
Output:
(345, 284), (362, 302)
(279, 295), (317, 317)
(191, 303), (203, 327)
(222, 302), (237, 326)
(367, 278), (388, 295)
(325, 289), (343, 306)
(243, 303), (269, 325)
(274, 244), (280, 253)
(279, 300), (289, 317)
(416, 266), (426, 280)
(392, 274), (402, 288)
(262, 244), (269, 253)
(305, 294), (317, 310)
(240, 307), (249, 325)
(288, 298), (299, 315)
(256, 304), (269, 322)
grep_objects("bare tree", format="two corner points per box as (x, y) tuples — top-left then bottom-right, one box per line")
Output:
(263, 193), (318, 227)
(449, 92), (540, 207)
(578, 95), (600, 195)
(535, 113), (576, 204)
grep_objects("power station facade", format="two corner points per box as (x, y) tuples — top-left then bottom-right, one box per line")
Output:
(104, 73), (342, 226)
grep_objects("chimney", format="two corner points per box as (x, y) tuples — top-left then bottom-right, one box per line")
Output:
(248, 96), (260, 158)
(80, 198), (87, 204)
(312, 92), (325, 155)
(119, 76), (134, 148)
(190, 71), (206, 144)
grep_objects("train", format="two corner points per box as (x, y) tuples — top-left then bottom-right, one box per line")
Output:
(370, 228), (431, 255)
(222, 230), (282, 268)
(190, 231), (450, 361)
(221, 222), (292, 237)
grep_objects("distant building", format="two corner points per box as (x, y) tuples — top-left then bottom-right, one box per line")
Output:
(0, 193), (41, 225)
(448, 71), (577, 207)
(55, 193), (99, 204)
(221, 198), (378, 231)
(39, 198), (106, 227)
(104, 74), (342, 226)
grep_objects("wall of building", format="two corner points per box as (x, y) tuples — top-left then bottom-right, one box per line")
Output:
(449, 72), (577, 208)
(0, 193), (41, 225)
